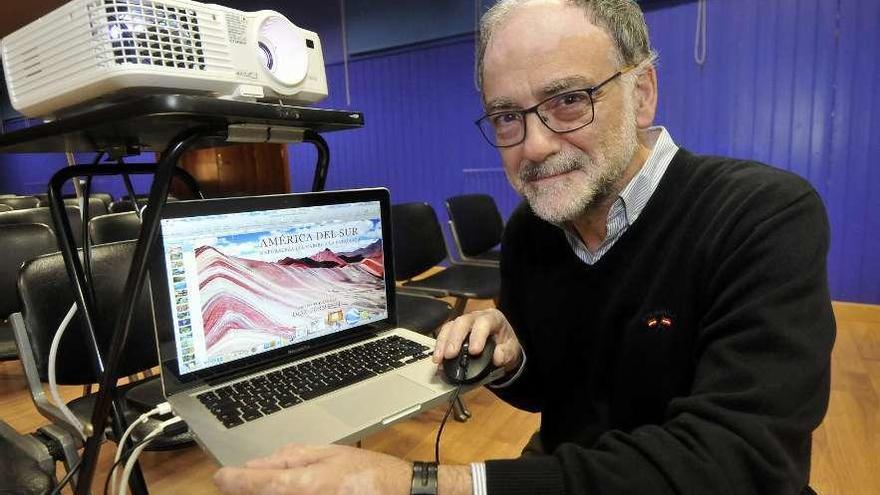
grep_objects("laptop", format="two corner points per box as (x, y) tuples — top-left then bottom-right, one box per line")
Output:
(148, 188), (487, 466)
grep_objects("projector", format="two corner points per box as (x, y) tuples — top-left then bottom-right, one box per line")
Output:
(1, 0), (329, 117)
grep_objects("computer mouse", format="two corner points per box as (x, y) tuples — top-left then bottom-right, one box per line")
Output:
(442, 337), (497, 385)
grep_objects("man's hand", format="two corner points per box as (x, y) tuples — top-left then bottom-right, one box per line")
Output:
(432, 309), (522, 374)
(213, 444), (410, 495)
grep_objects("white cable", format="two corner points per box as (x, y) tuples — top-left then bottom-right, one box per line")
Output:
(118, 415), (183, 495)
(694, 0), (708, 65)
(48, 303), (86, 439)
(340, 0), (351, 106)
(111, 403), (172, 495)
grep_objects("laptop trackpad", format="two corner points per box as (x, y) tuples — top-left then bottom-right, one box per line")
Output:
(318, 374), (434, 428)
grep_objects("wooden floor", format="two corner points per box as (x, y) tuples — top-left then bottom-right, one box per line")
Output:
(1, 301), (878, 494)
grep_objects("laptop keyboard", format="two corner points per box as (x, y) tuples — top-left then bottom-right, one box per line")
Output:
(196, 335), (433, 428)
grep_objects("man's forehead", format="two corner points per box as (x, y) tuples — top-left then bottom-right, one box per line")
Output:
(481, 2), (617, 106)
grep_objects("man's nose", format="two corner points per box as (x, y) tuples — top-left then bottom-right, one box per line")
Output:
(520, 113), (560, 164)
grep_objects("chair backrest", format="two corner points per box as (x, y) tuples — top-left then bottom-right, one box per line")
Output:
(88, 212), (141, 245)
(62, 192), (113, 208)
(0, 207), (83, 247)
(391, 202), (449, 281)
(108, 199), (144, 214)
(60, 197), (108, 218)
(0, 196), (40, 210)
(446, 194), (504, 257)
(0, 204), (11, 213)
(0, 224), (58, 319)
(16, 241), (158, 385)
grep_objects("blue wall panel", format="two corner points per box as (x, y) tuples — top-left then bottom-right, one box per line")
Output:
(829, 0), (880, 303)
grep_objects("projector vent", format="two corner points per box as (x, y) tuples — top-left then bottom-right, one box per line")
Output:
(87, 0), (206, 70)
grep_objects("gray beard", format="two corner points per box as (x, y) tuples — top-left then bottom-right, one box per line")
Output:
(517, 145), (631, 224)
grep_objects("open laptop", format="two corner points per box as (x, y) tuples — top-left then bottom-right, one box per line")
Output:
(148, 188), (484, 466)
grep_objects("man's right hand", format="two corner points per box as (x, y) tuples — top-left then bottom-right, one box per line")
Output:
(431, 308), (523, 374)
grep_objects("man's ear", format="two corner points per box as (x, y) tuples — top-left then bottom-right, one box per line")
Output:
(633, 65), (658, 129)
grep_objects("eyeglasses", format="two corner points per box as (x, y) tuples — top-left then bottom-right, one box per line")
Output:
(475, 66), (636, 148)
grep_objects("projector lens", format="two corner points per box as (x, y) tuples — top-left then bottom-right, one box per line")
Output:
(258, 41), (274, 70)
(257, 15), (308, 87)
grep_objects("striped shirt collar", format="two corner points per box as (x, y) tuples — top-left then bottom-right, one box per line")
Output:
(562, 126), (678, 265)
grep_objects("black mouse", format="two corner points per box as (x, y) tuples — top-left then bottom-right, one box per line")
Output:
(442, 336), (497, 385)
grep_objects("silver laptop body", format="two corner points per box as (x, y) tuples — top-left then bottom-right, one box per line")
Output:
(148, 188), (473, 466)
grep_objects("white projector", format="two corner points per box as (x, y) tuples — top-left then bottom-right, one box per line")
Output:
(1, 0), (329, 117)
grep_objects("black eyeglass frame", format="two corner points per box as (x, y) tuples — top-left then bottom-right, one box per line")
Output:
(475, 65), (636, 148)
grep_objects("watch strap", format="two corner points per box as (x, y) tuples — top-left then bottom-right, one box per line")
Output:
(411, 461), (439, 495)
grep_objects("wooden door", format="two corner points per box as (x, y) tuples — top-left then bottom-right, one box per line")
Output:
(174, 143), (291, 198)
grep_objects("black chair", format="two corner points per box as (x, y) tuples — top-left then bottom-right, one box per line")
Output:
(57, 197), (108, 218)
(445, 194), (503, 266)
(37, 197), (108, 218)
(392, 202), (500, 315)
(0, 224), (59, 361)
(0, 196), (41, 210)
(0, 204), (12, 213)
(108, 199), (145, 213)
(396, 292), (455, 336)
(88, 211), (141, 245)
(67, 192), (113, 209)
(0, 206), (84, 247)
(10, 241), (194, 454)
(0, 420), (59, 495)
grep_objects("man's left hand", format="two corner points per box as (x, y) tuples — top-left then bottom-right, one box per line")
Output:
(213, 444), (411, 495)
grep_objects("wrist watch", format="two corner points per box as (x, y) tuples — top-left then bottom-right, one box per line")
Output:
(411, 461), (438, 495)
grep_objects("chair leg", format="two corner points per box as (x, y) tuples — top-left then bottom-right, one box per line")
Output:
(452, 396), (471, 422)
(452, 297), (468, 316)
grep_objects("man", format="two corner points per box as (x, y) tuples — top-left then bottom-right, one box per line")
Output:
(214, 0), (835, 494)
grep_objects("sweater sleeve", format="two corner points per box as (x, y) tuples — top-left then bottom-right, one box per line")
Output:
(485, 189), (835, 495)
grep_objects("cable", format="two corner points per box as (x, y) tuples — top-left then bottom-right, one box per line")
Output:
(48, 303), (87, 440)
(49, 458), (82, 495)
(435, 384), (463, 464)
(103, 434), (153, 495)
(118, 416), (184, 495)
(108, 403), (173, 495)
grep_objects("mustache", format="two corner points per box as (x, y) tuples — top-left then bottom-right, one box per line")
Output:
(519, 150), (588, 182)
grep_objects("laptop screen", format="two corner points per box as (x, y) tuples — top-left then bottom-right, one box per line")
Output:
(158, 199), (388, 376)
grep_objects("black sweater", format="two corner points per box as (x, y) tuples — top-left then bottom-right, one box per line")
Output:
(484, 150), (835, 495)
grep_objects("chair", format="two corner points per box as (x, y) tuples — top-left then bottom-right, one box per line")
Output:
(57, 197), (108, 218)
(37, 197), (108, 218)
(66, 192), (113, 209)
(108, 199), (145, 213)
(0, 196), (41, 210)
(392, 202), (500, 315)
(10, 240), (194, 457)
(396, 292), (455, 336)
(0, 204), (12, 212)
(88, 211), (141, 244)
(445, 194), (503, 266)
(0, 206), (84, 247)
(0, 224), (59, 361)
(0, 420), (59, 495)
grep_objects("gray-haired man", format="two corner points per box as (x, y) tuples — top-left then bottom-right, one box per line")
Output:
(215, 1), (834, 494)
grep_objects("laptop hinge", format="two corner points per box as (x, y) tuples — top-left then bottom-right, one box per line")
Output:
(203, 330), (380, 386)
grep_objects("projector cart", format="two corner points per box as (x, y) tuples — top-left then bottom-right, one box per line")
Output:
(0, 95), (364, 495)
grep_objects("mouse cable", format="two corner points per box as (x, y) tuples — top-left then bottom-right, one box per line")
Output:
(435, 384), (464, 464)
(49, 458), (82, 495)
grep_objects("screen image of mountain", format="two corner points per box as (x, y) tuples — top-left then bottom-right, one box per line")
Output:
(195, 240), (386, 358)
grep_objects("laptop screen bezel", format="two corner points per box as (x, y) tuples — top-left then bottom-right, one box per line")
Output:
(148, 188), (398, 397)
